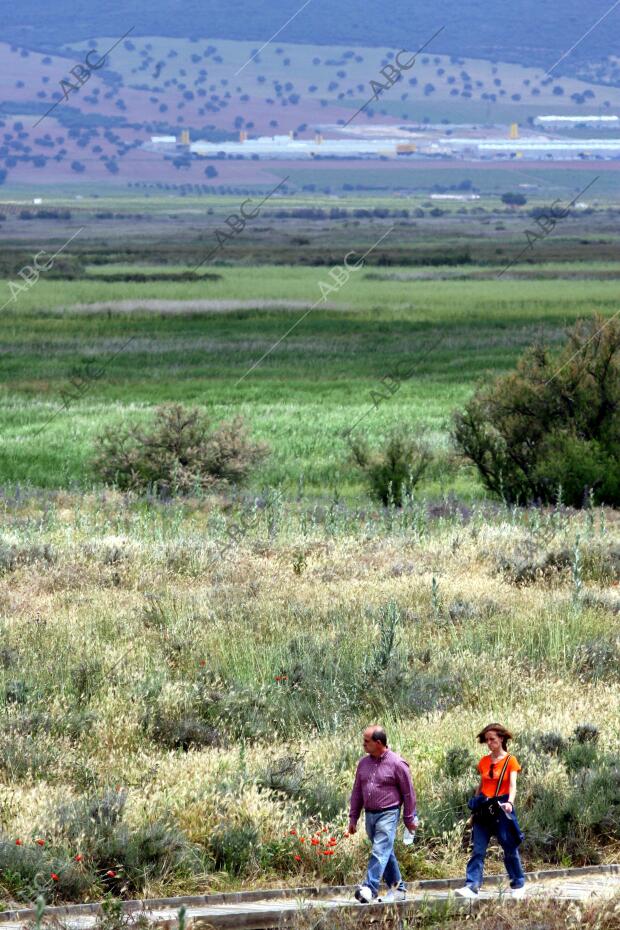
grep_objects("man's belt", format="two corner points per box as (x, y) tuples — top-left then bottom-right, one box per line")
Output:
(365, 804), (400, 813)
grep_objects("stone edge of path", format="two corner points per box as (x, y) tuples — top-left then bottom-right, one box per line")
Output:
(1, 865), (618, 923)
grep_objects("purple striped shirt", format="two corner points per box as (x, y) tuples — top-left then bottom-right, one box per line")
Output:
(349, 748), (417, 826)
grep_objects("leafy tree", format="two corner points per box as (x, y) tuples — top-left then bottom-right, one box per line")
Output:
(501, 191), (527, 207)
(453, 315), (620, 506)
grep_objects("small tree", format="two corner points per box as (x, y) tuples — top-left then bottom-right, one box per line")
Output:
(92, 404), (268, 496)
(501, 191), (527, 208)
(453, 315), (620, 507)
(349, 431), (432, 507)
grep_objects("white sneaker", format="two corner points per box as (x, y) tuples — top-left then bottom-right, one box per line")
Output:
(511, 886), (526, 900)
(455, 886), (479, 899)
(354, 885), (374, 904)
(380, 887), (406, 903)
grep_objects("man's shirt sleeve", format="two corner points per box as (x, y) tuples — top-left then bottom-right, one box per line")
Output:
(349, 762), (363, 823)
(396, 759), (417, 822)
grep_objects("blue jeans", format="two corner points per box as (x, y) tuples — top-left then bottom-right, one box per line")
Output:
(363, 807), (405, 896)
(465, 809), (525, 891)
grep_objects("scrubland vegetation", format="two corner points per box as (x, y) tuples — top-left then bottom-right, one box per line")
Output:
(0, 485), (619, 905)
(1, 198), (620, 923)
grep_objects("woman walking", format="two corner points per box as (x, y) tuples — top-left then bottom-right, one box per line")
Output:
(456, 723), (525, 900)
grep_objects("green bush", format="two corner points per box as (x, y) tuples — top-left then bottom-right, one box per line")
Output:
(147, 712), (223, 751)
(536, 732), (567, 755)
(572, 637), (620, 681)
(444, 747), (476, 779)
(453, 314), (620, 507)
(91, 404), (269, 497)
(574, 723), (599, 744)
(564, 741), (598, 772)
(349, 430), (432, 506)
(52, 791), (198, 894)
(256, 753), (348, 820)
(208, 822), (259, 876)
(521, 756), (620, 863)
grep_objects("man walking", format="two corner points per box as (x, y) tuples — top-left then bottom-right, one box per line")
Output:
(349, 725), (417, 903)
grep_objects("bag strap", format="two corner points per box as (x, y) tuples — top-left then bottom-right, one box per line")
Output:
(494, 754), (512, 797)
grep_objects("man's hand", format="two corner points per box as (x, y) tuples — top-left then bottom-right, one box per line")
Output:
(348, 822), (357, 835)
(404, 820), (417, 831)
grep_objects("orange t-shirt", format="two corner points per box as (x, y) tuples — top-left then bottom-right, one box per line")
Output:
(478, 754), (521, 798)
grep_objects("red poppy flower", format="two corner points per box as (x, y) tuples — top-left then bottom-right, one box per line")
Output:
(106, 870), (117, 878)
(343, 832), (350, 838)
(299, 837), (306, 843)
(311, 839), (320, 846)
(36, 839), (45, 846)
(51, 873), (59, 881)
(74, 854), (83, 862)
(199, 660), (206, 667)
(15, 839), (22, 846)
(294, 855), (302, 861)
(290, 829), (297, 835)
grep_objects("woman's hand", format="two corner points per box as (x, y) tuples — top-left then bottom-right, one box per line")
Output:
(500, 802), (513, 813)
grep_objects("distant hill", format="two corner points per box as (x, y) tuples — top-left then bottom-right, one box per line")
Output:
(5, 0), (620, 80)
(2, 30), (619, 190)
(1, 26), (619, 190)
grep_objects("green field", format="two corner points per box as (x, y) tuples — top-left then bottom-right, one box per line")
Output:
(1, 197), (620, 912)
(1, 260), (619, 497)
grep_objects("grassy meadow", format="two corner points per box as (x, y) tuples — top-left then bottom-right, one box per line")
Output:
(1, 262), (620, 497)
(1, 198), (620, 908)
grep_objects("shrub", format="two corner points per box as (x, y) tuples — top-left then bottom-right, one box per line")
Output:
(536, 731), (567, 755)
(501, 191), (527, 207)
(574, 723), (599, 744)
(208, 822), (258, 875)
(564, 741), (598, 772)
(256, 753), (347, 819)
(453, 315), (620, 506)
(521, 755), (620, 863)
(147, 712), (223, 751)
(91, 404), (269, 496)
(52, 791), (197, 894)
(99, 819), (197, 890)
(349, 431), (432, 506)
(572, 637), (620, 681)
(444, 746), (476, 778)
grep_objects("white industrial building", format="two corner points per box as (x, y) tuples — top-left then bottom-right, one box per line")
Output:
(189, 132), (620, 161)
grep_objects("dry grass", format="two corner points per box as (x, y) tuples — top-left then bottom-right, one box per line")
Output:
(0, 488), (619, 903)
(56, 300), (349, 315)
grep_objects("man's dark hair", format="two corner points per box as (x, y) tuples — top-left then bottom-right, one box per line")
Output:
(372, 727), (387, 746)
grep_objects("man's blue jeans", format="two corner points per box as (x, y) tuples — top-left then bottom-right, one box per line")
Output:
(465, 814), (525, 891)
(363, 807), (405, 897)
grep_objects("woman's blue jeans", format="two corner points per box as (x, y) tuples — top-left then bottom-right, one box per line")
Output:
(465, 813), (525, 891)
(363, 807), (405, 896)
